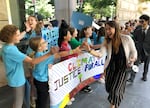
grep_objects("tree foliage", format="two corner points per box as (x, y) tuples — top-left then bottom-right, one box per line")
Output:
(139, 0), (150, 2)
(25, 0), (54, 18)
(82, 0), (117, 18)
(85, 0), (117, 9)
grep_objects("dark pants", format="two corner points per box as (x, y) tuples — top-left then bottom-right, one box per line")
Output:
(129, 54), (150, 81)
(129, 59), (139, 81)
(143, 55), (150, 78)
(34, 79), (49, 108)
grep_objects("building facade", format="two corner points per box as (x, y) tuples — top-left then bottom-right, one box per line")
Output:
(116, 0), (139, 24)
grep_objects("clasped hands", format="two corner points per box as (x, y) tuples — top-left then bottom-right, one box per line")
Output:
(47, 42), (91, 55)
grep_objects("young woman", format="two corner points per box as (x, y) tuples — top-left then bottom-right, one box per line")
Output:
(87, 21), (137, 108)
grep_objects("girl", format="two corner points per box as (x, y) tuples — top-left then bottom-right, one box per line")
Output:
(23, 15), (42, 107)
(58, 28), (80, 61)
(93, 27), (105, 84)
(78, 26), (95, 93)
(93, 27), (105, 45)
(87, 21), (137, 108)
(69, 27), (81, 49)
(79, 26), (101, 50)
(58, 28), (82, 105)
(24, 15), (40, 55)
(29, 36), (81, 108)
(79, 26), (93, 46)
(0, 24), (56, 108)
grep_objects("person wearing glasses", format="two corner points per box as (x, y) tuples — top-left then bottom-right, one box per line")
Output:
(128, 14), (150, 82)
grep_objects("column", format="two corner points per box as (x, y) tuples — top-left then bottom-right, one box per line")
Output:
(54, 0), (76, 24)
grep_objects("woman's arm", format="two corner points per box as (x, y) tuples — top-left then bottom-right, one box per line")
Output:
(91, 44), (102, 50)
(89, 48), (104, 58)
(128, 36), (137, 61)
(85, 42), (106, 58)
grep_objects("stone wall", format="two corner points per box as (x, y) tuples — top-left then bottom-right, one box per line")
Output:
(54, 0), (76, 24)
(116, 0), (139, 24)
(0, 0), (9, 29)
(0, 0), (9, 87)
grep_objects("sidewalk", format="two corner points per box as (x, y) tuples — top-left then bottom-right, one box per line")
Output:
(0, 63), (150, 108)
(69, 63), (150, 108)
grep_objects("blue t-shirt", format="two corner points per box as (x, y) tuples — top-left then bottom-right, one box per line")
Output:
(92, 32), (104, 45)
(2, 45), (27, 87)
(33, 52), (54, 82)
(79, 37), (92, 45)
(24, 31), (37, 55)
(93, 36), (104, 45)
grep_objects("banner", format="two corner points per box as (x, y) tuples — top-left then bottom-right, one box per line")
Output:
(48, 52), (106, 108)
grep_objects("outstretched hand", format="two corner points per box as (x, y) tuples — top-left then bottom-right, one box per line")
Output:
(80, 42), (91, 52)
(74, 46), (82, 54)
(50, 46), (59, 54)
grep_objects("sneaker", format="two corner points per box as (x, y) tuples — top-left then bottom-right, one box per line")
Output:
(86, 85), (91, 89)
(67, 101), (72, 105)
(30, 98), (36, 108)
(30, 101), (36, 108)
(70, 97), (75, 102)
(98, 78), (105, 84)
(141, 77), (147, 81)
(81, 87), (93, 93)
(127, 79), (133, 83)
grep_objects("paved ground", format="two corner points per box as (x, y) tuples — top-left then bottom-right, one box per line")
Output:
(0, 63), (150, 108)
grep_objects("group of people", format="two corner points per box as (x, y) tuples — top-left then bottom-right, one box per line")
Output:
(0, 14), (149, 108)
(120, 15), (150, 83)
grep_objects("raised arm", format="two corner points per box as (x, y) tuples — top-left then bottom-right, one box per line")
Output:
(24, 49), (53, 65)
(20, 22), (31, 39)
(54, 46), (82, 59)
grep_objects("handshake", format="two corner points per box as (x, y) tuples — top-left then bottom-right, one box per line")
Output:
(79, 42), (92, 53)
(48, 42), (92, 55)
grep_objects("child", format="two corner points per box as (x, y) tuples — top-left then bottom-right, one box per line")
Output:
(0, 24), (56, 108)
(79, 26), (94, 93)
(29, 36), (81, 108)
(93, 27), (105, 83)
(22, 15), (41, 108)
(93, 27), (105, 45)
(58, 28), (84, 105)
(69, 27), (82, 49)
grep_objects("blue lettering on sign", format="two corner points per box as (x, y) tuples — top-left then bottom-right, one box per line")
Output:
(84, 59), (104, 72)
(42, 27), (59, 51)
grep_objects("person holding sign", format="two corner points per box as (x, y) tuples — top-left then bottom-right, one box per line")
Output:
(58, 27), (81, 105)
(86, 21), (137, 108)
(29, 36), (82, 108)
(0, 24), (56, 108)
